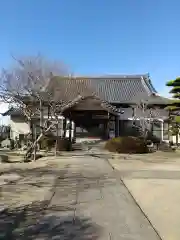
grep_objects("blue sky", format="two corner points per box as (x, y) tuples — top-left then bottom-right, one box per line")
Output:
(0, 0), (180, 97)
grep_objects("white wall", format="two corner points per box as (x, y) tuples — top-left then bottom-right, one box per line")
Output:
(119, 108), (133, 120)
(169, 135), (180, 144)
(9, 114), (75, 140)
(0, 102), (10, 126)
(10, 117), (30, 140)
(45, 117), (75, 139)
(119, 108), (168, 120)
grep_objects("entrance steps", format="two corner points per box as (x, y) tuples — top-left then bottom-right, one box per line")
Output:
(73, 138), (103, 151)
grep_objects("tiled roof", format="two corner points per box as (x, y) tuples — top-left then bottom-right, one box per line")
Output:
(1, 107), (24, 117)
(2, 74), (169, 116)
(131, 93), (171, 106)
(47, 74), (164, 104)
(61, 95), (124, 115)
(171, 110), (180, 116)
(3, 97), (124, 116)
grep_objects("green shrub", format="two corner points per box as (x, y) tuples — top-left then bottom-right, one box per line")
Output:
(146, 132), (161, 144)
(10, 139), (15, 150)
(105, 136), (149, 154)
(40, 133), (55, 150)
(40, 134), (72, 151)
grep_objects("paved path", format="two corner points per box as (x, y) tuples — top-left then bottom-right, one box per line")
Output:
(0, 154), (160, 239)
(109, 153), (180, 240)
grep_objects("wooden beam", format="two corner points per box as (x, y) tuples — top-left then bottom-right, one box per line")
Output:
(63, 118), (66, 138)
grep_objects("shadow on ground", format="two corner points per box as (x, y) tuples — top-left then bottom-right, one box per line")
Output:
(0, 201), (101, 240)
(0, 163), (115, 189)
(0, 163), (114, 239)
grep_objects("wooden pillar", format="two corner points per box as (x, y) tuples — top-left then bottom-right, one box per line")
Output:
(69, 120), (72, 142)
(63, 117), (67, 138)
(115, 115), (120, 137)
(132, 107), (135, 118)
(106, 112), (110, 139)
(103, 121), (108, 140)
(47, 105), (50, 127)
(159, 119), (164, 143)
(109, 113), (116, 139)
(73, 122), (76, 143)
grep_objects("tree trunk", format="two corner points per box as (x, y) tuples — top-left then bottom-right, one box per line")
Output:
(39, 100), (43, 150)
(24, 122), (55, 161)
(33, 125), (37, 161)
(55, 122), (58, 156)
(40, 100), (43, 133)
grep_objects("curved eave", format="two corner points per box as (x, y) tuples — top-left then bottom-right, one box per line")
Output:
(61, 94), (124, 115)
(144, 74), (158, 93)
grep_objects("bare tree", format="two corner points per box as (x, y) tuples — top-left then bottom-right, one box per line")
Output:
(0, 54), (69, 160)
(132, 99), (160, 140)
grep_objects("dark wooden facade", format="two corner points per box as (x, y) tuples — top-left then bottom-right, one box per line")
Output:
(62, 96), (122, 140)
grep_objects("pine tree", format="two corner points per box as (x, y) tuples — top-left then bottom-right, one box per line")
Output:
(166, 77), (180, 110)
(166, 77), (180, 144)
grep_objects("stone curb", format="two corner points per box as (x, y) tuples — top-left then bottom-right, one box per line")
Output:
(107, 158), (163, 240)
(121, 178), (163, 240)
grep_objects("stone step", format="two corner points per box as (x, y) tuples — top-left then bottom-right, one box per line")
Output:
(72, 143), (83, 150)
